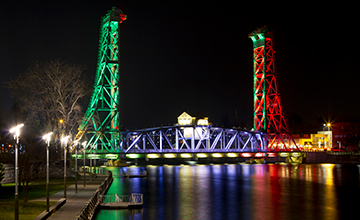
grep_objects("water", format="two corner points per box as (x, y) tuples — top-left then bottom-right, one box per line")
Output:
(94, 163), (360, 220)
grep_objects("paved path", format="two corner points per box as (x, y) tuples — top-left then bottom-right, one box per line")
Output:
(33, 175), (107, 219)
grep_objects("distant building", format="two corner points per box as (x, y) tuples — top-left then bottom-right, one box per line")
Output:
(177, 112), (210, 126)
(291, 121), (360, 152)
(331, 122), (359, 152)
(177, 112), (210, 140)
(292, 133), (331, 151)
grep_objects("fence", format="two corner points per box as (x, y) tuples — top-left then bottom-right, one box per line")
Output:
(75, 171), (113, 220)
(79, 166), (109, 175)
(100, 193), (143, 205)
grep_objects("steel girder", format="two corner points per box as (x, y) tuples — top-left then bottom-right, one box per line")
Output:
(71, 8), (126, 152)
(122, 126), (267, 153)
(249, 26), (297, 151)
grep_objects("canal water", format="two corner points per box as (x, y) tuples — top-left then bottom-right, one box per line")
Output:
(94, 163), (360, 220)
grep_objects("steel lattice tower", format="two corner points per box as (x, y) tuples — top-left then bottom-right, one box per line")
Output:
(249, 26), (297, 150)
(72, 7), (126, 152)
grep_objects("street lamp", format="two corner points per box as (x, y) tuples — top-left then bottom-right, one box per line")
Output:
(61, 135), (70, 198)
(42, 132), (53, 212)
(82, 141), (87, 187)
(10, 123), (24, 220)
(73, 140), (80, 193)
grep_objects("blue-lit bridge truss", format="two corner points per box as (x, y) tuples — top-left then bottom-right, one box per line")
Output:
(84, 125), (267, 154)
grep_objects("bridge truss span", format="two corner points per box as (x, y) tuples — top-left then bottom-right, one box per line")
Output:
(122, 126), (267, 153)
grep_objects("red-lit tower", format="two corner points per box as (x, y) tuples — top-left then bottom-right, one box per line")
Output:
(249, 26), (297, 150)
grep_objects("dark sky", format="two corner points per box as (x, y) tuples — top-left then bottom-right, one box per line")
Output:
(0, 1), (358, 132)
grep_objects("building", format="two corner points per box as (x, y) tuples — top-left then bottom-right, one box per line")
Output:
(291, 121), (360, 152)
(177, 112), (209, 126)
(177, 112), (210, 140)
(292, 133), (331, 151)
(331, 122), (359, 152)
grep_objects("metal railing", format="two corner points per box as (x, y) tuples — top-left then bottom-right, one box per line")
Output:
(75, 171), (113, 220)
(79, 166), (109, 175)
(100, 193), (143, 204)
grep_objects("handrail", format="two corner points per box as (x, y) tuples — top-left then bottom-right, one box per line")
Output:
(100, 193), (143, 204)
(75, 171), (113, 220)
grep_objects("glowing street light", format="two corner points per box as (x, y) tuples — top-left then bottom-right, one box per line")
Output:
(82, 141), (87, 187)
(10, 123), (24, 220)
(42, 132), (53, 212)
(73, 139), (80, 193)
(61, 135), (70, 198)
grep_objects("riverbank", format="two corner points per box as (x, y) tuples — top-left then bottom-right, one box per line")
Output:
(304, 152), (360, 164)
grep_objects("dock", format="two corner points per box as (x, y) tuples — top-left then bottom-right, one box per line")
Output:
(99, 193), (143, 209)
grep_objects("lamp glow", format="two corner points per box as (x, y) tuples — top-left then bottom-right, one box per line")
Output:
(164, 153), (176, 158)
(180, 153), (192, 158)
(126, 154), (140, 159)
(240, 153), (253, 157)
(279, 152), (289, 157)
(10, 123), (24, 220)
(227, 153), (238, 157)
(255, 153), (264, 157)
(147, 154), (159, 159)
(196, 153), (208, 158)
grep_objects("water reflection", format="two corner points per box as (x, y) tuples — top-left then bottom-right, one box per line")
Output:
(95, 164), (360, 220)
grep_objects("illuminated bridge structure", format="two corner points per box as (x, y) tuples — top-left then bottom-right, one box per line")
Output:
(80, 126), (268, 154)
(81, 125), (270, 160)
(70, 9), (299, 158)
(122, 126), (266, 153)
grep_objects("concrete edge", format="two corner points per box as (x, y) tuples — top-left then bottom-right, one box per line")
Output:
(33, 198), (66, 220)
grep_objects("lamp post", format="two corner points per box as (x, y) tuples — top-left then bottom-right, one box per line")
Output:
(10, 124), (24, 220)
(42, 132), (53, 212)
(82, 141), (87, 187)
(73, 140), (79, 194)
(61, 136), (70, 198)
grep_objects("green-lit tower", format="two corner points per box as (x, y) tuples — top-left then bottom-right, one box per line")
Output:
(73, 7), (126, 152)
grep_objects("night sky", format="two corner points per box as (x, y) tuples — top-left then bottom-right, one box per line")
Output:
(0, 1), (358, 132)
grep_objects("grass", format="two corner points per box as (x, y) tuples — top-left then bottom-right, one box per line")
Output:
(0, 177), (75, 220)
(0, 201), (57, 220)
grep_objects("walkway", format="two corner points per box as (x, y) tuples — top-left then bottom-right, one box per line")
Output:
(33, 175), (107, 219)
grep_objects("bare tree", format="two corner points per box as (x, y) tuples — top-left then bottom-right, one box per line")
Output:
(8, 60), (89, 137)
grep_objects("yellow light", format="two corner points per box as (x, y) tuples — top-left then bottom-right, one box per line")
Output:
(180, 153), (192, 158)
(59, 119), (64, 123)
(327, 123), (331, 127)
(164, 153), (176, 158)
(147, 154), (159, 159)
(291, 152), (301, 157)
(106, 154), (118, 159)
(196, 153), (208, 158)
(227, 153), (238, 157)
(197, 118), (209, 125)
(212, 153), (223, 158)
(279, 152), (289, 157)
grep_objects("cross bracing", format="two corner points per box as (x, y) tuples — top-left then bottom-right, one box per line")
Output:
(83, 126), (266, 154)
(70, 8), (126, 152)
